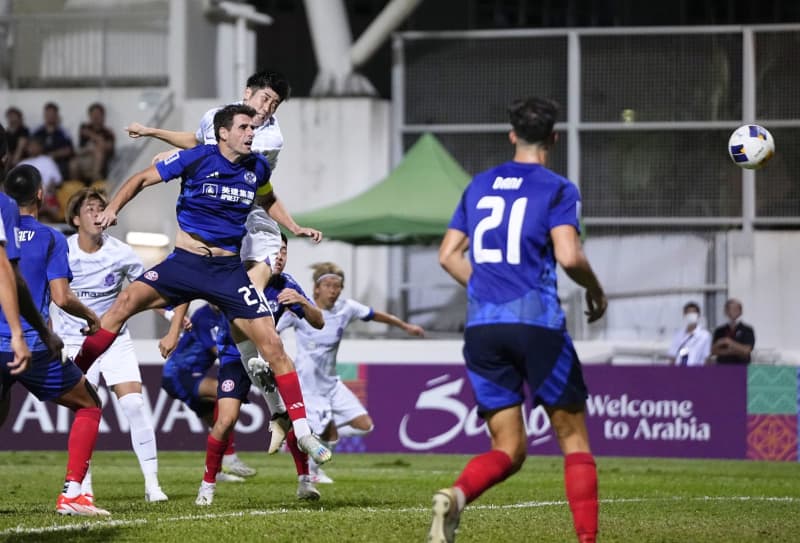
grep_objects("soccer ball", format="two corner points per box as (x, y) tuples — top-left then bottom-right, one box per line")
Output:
(728, 124), (775, 170)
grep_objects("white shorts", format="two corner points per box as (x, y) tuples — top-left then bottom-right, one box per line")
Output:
(304, 380), (368, 435)
(65, 330), (141, 388)
(240, 208), (281, 265)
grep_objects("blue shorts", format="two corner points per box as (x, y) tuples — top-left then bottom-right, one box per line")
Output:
(217, 358), (251, 403)
(1, 350), (83, 402)
(137, 249), (271, 320)
(463, 323), (587, 415)
(161, 362), (215, 418)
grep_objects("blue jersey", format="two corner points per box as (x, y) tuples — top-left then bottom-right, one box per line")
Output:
(0, 193), (21, 262)
(155, 144), (271, 252)
(216, 272), (315, 364)
(0, 215), (71, 350)
(167, 304), (224, 374)
(449, 162), (581, 330)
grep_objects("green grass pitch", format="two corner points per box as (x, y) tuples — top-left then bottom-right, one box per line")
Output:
(1, 451), (799, 542)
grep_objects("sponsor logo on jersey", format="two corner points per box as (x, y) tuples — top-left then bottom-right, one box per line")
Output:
(492, 176), (524, 190)
(256, 303), (269, 314)
(220, 379), (235, 392)
(144, 270), (159, 281)
(103, 273), (115, 287)
(202, 183), (219, 197)
(244, 171), (257, 185)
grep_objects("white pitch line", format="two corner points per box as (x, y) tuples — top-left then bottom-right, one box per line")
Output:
(2, 496), (798, 537)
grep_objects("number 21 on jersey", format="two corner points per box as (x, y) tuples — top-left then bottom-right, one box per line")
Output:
(473, 196), (528, 265)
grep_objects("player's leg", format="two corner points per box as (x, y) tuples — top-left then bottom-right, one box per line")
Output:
(197, 361), (249, 505)
(331, 382), (374, 438)
(74, 280), (169, 372)
(232, 316), (332, 465)
(547, 406), (598, 543)
(243, 356), (290, 454)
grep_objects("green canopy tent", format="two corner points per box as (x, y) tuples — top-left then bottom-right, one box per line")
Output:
(291, 133), (471, 245)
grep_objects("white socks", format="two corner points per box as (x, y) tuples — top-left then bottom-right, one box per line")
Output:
(80, 466), (94, 496)
(119, 392), (160, 490)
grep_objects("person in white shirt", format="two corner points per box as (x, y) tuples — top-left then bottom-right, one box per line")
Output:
(54, 188), (167, 503)
(276, 261), (425, 483)
(667, 301), (712, 367)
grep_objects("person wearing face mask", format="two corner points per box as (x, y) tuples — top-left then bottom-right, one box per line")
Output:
(710, 298), (755, 364)
(667, 302), (712, 366)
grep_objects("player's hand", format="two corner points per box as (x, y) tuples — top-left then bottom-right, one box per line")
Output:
(405, 324), (426, 337)
(585, 288), (607, 323)
(126, 122), (149, 139)
(276, 288), (304, 306)
(158, 333), (180, 359)
(94, 209), (118, 229)
(8, 334), (32, 375)
(81, 312), (101, 336)
(182, 316), (193, 331)
(294, 227), (322, 243)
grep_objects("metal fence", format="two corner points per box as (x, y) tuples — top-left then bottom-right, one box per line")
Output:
(392, 25), (800, 230)
(0, 8), (169, 88)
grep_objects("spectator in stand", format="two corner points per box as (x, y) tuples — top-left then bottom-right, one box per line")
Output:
(18, 137), (62, 223)
(667, 301), (711, 366)
(69, 102), (115, 186)
(31, 102), (74, 180)
(710, 298), (756, 365)
(5, 107), (30, 168)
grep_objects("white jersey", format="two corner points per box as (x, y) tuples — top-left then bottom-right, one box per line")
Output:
(53, 234), (144, 343)
(278, 298), (374, 395)
(197, 102), (283, 244)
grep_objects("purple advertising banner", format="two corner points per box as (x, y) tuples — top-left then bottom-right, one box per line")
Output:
(364, 365), (748, 459)
(1, 363), (748, 459)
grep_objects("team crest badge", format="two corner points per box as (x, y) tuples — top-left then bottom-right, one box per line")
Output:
(221, 379), (235, 392)
(103, 273), (115, 286)
(144, 270), (159, 281)
(244, 171), (257, 185)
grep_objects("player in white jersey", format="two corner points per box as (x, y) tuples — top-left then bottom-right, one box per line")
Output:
(276, 262), (425, 482)
(54, 188), (167, 503)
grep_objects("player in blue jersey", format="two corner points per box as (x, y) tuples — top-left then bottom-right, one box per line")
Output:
(429, 98), (607, 543)
(1, 164), (111, 516)
(72, 104), (332, 506)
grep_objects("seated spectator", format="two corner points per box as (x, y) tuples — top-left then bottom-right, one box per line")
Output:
(5, 106), (30, 168)
(31, 102), (74, 180)
(711, 298), (756, 364)
(69, 102), (115, 185)
(667, 301), (711, 366)
(18, 136), (62, 223)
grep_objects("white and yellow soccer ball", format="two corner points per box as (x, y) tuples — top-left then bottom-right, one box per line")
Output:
(728, 124), (775, 170)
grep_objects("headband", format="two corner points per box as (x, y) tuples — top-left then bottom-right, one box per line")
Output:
(315, 273), (344, 284)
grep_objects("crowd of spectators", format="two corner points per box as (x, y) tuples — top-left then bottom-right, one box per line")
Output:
(4, 101), (114, 223)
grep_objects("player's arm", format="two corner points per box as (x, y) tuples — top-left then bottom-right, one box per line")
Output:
(256, 190), (322, 243)
(439, 228), (472, 287)
(49, 277), (100, 335)
(95, 164), (164, 229)
(551, 224), (607, 323)
(276, 289), (324, 329)
(158, 303), (190, 359)
(0, 245), (30, 374)
(372, 310), (425, 337)
(13, 264), (63, 362)
(126, 122), (200, 150)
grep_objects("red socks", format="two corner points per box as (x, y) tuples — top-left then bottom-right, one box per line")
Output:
(225, 432), (236, 455)
(203, 435), (228, 483)
(286, 431), (309, 476)
(74, 328), (117, 372)
(274, 372), (307, 421)
(454, 449), (514, 504)
(564, 452), (598, 543)
(65, 407), (101, 483)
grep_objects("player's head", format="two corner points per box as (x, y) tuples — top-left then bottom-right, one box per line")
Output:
(214, 104), (256, 155)
(243, 70), (290, 125)
(272, 232), (289, 275)
(4, 164), (42, 208)
(507, 97), (559, 148)
(66, 187), (107, 233)
(311, 261), (345, 308)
